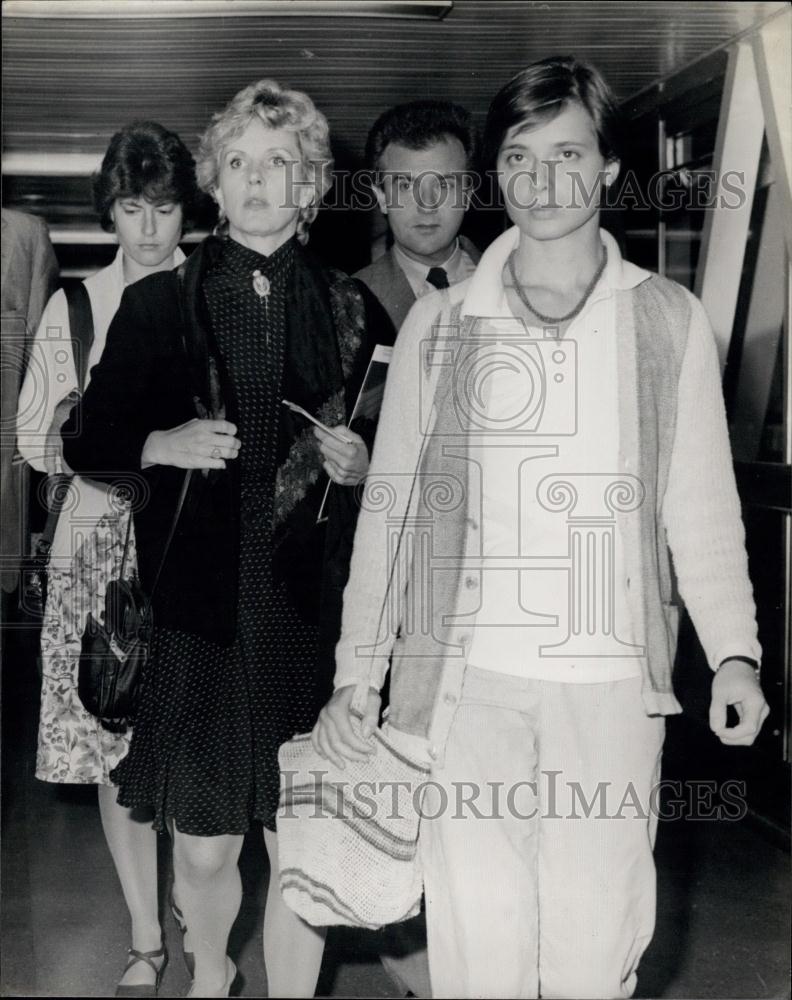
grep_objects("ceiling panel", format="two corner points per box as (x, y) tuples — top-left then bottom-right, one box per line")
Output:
(1, 0), (786, 245)
(3, 0), (787, 159)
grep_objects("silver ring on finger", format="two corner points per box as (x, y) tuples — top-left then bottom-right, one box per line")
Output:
(211, 446), (222, 459)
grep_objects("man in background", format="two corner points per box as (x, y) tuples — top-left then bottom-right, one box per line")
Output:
(356, 99), (480, 342)
(1, 208), (59, 628)
(353, 99), (483, 999)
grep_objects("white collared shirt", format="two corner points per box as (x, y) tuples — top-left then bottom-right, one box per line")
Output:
(393, 238), (478, 298)
(463, 227), (649, 682)
(16, 246), (186, 562)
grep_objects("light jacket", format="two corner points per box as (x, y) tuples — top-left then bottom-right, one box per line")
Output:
(2, 209), (59, 591)
(335, 227), (760, 764)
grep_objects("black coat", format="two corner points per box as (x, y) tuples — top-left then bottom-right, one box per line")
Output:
(62, 239), (393, 647)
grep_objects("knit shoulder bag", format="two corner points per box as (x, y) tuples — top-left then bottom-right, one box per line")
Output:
(276, 683), (431, 930)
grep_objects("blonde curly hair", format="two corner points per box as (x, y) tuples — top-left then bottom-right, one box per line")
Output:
(197, 79), (333, 244)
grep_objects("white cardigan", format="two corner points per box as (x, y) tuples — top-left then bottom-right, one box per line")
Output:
(334, 231), (761, 711)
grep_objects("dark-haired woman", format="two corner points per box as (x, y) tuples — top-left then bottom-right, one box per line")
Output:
(17, 121), (200, 997)
(313, 55), (767, 998)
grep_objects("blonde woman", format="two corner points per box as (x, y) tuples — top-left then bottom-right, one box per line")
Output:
(62, 81), (384, 997)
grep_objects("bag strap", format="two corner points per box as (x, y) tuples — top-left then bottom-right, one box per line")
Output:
(38, 284), (94, 551)
(63, 281), (95, 392)
(147, 470), (193, 601)
(118, 506), (135, 580)
(38, 475), (71, 553)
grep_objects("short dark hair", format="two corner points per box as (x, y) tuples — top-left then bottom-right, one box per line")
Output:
(365, 99), (476, 173)
(92, 121), (199, 232)
(482, 56), (623, 169)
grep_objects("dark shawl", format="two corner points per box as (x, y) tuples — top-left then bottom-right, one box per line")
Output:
(63, 235), (390, 646)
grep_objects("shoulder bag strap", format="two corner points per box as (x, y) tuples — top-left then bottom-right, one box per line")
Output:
(39, 283), (95, 551)
(38, 475), (71, 552)
(63, 281), (95, 393)
(147, 469), (193, 600)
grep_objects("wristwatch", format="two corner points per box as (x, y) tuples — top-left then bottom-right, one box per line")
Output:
(718, 656), (761, 680)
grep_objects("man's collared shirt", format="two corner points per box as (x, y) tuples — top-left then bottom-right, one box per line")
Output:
(394, 238), (478, 300)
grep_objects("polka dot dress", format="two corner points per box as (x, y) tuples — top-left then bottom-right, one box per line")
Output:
(113, 236), (325, 835)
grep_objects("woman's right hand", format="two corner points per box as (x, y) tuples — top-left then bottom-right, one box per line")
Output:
(311, 684), (381, 770)
(141, 419), (241, 470)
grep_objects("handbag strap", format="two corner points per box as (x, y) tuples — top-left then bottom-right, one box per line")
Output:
(38, 284), (95, 551)
(38, 474), (71, 552)
(147, 469), (193, 601)
(63, 281), (95, 393)
(118, 505), (135, 581)
(362, 430), (431, 690)
(348, 432), (433, 720)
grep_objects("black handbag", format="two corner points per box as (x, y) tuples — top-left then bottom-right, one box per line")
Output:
(78, 471), (191, 731)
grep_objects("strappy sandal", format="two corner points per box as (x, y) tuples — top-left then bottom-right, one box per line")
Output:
(115, 945), (168, 998)
(169, 897), (196, 978)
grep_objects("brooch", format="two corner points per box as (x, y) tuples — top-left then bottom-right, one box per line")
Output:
(252, 269), (271, 342)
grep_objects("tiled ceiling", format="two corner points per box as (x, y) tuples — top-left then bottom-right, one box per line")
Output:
(1, 0), (786, 249)
(3, 1), (786, 159)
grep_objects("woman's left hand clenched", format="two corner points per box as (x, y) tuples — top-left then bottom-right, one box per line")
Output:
(709, 658), (769, 746)
(313, 426), (369, 486)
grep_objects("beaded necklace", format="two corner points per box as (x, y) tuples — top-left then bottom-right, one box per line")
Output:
(506, 245), (606, 325)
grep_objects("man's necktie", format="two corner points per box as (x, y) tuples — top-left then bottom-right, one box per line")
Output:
(426, 266), (450, 290)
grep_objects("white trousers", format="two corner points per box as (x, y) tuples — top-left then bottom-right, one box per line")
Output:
(419, 667), (665, 999)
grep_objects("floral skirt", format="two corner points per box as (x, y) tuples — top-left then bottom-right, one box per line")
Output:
(36, 512), (137, 785)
